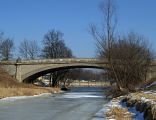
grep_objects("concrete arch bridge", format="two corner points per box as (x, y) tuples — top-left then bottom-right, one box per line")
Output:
(0, 58), (109, 82)
(0, 58), (156, 83)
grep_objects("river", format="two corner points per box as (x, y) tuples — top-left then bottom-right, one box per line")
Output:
(0, 87), (108, 120)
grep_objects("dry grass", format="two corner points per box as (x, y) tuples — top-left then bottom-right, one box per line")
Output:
(106, 107), (133, 120)
(0, 87), (60, 98)
(131, 92), (156, 102)
(0, 68), (28, 88)
(71, 81), (110, 87)
(0, 67), (60, 98)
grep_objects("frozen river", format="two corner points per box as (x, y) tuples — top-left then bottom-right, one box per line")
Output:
(0, 87), (108, 120)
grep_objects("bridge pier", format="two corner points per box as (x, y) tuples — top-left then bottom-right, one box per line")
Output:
(15, 63), (22, 82)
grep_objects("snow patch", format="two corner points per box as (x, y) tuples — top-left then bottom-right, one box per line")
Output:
(0, 93), (51, 102)
(60, 92), (103, 98)
(93, 99), (122, 120)
(146, 82), (156, 88)
(121, 101), (144, 120)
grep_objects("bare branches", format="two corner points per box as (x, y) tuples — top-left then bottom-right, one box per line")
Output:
(41, 29), (73, 87)
(19, 39), (29, 59)
(0, 33), (14, 60)
(90, 0), (117, 61)
(19, 39), (39, 60)
(90, 0), (153, 92)
(107, 33), (153, 91)
(42, 29), (73, 58)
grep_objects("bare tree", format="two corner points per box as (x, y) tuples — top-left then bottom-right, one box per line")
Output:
(104, 32), (153, 92)
(0, 36), (14, 61)
(28, 40), (39, 59)
(90, 0), (119, 89)
(42, 29), (73, 87)
(90, 0), (117, 60)
(60, 69), (104, 87)
(90, 0), (153, 93)
(42, 30), (72, 58)
(19, 39), (29, 59)
(19, 39), (39, 59)
(0, 32), (3, 58)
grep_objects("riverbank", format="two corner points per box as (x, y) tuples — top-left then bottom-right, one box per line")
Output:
(0, 93), (52, 102)
(102, 90), (156, 120)
(0, 68), (61, 99)
(0, 87), (61, 99)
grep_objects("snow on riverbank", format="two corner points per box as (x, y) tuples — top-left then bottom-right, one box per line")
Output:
(93, 98), (126, 120)
(146, 82), (156, 88)
(121, 101), (144, 120)
(0, 93), (52, 102)
(93, 95), (145, 120)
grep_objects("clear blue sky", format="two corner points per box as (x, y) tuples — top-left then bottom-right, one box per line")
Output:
(0, 0), (156, 58)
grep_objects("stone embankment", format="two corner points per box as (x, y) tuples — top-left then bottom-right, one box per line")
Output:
(122, 92), (156, 120)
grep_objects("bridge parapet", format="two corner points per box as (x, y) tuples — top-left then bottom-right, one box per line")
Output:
(0, 58), (108, 65)
(20, 58), (104, 64)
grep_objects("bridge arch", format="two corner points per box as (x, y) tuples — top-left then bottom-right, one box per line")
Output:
(22, 64), (107, 83)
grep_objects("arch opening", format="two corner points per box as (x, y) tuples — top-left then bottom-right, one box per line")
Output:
(23, 65), (107, 83)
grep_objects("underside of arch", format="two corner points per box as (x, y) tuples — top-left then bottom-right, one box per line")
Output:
(22, 65), (107, 83)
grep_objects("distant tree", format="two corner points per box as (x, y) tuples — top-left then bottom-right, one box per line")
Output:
(19, 39), (29, 59)
(0, 32), (3, 43)
(42, 30), (72, 58)
(19, 39), (39, 59)
(0, 33), (14, 60)
(28, 40), (40, 59)
(0, 32), (3, 57)
(42, 29), (73, 87)
(59, 69), (104, 87)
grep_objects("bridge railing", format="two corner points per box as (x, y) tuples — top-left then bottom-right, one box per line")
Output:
(0, 58), (108, 64)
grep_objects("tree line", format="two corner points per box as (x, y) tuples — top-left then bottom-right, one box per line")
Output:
(0, 29), (72, 61)
(41, 69), (104, 88)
